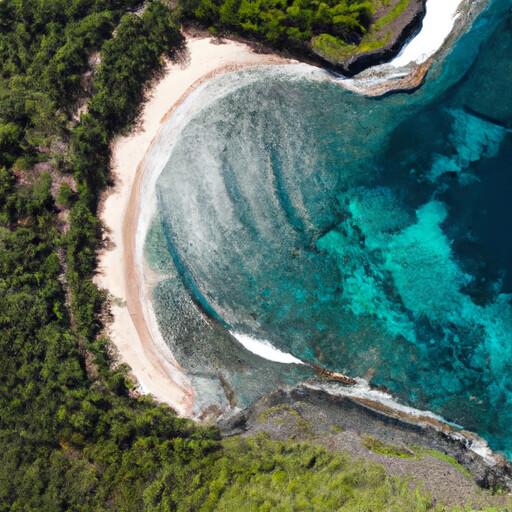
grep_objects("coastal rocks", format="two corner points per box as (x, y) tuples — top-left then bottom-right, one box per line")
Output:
(330, 0), (427, 76)
(339, 58), (433, 97)
(219, 383), (512, 496)
(340, 0), (489, 97)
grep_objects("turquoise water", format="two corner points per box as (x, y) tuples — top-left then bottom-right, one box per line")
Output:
(146, 0), (512, 454)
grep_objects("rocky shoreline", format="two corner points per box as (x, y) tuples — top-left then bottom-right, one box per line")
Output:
(220, 383), (512, 503)
(331, 0), (427, 76)
(185, 0), (429, 79)
(341, 0), (489, 97)
(189, 0), (486, 97)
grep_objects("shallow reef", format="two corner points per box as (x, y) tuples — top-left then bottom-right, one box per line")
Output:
(144, 0), (512, 458)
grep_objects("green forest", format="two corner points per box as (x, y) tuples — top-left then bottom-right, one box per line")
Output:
(0, 0), (507, 510)
(180, 0), (415, 65)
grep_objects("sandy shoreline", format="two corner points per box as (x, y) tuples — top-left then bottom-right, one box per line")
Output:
(95, 36), (293, 416)
(95, 0), (484, 416)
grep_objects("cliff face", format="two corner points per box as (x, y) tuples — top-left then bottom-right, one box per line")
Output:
(220, 383), (512, 507)
(312, 0), (427, 76)
(334, 0), (489, 96)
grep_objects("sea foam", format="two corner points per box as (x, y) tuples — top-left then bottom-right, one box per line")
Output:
(230, 331), (304, 365)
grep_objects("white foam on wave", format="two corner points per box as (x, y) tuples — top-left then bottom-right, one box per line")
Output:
(391, 0), (465, 67)
(135, 80), (246, 383)
(338, 0), (472, 96)
(135, 65), (323, 375)
(130, 43), (507, 463)
(135, 63), (329, 269)
(230, 331), (304, 365)
(307, 379), (447, 421)
(135, 64), (325, 274)
(451, 432), (496, 464)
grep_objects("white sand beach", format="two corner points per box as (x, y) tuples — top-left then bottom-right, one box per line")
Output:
(95, 36), (293, 416)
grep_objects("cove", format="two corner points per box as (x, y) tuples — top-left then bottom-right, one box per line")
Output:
(143, 0), (512, 456)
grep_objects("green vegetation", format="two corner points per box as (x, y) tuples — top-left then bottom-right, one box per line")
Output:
(181, 0), (416, 65)
(182, 0), (373, 53)
(56, 182), (75, 208)
(416, 448), (473, 480)
(0, 0), (509, 510)
(362, 435), (416, 458)
(312, 32), (355, 61)
(258, 404), (314, 435)
(356, 0), (409, 53)
(66, 1), (185, 339)
(362, 436), (472, 479)
(162, 435), (439, 512)
(0, 3), (216, 510)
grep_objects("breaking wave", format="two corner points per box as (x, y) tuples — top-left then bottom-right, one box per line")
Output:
(140, 0), (512, 456)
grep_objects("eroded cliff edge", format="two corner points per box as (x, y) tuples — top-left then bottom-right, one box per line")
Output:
(317, 0), (427, 75)
(220, 384), (512, 506)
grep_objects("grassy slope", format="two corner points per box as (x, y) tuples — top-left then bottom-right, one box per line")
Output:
(312, 0), (416, 63)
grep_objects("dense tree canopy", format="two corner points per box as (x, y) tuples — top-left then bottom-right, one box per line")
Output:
(183, 0), (373, 47)
(0, 0), (506, 510)
(179, 0), (415, 64)
(0, 3), (216, 510)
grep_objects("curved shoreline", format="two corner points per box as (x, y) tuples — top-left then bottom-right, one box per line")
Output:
(96, 0), (489, 419)
(95, 36), (295, 416)
(342, 0), (488, 97)
(92, 7), (512, 481)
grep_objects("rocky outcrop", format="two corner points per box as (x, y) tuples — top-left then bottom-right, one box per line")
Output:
(334, 0), (427, 76)
(340, 0), (489, 97)
(220, 383), (512, 495)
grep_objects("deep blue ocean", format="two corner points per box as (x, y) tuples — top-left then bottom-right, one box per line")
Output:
(145, 0), (512, 456)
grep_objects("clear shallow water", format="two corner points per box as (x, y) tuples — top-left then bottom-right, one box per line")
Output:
(145, 1), (512, 454)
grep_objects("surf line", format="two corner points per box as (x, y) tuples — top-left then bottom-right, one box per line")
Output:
(152, 229), (357, 386)
(230, 331), (498, 462)
(230, 331), (357, 385)
(154, 226), (357, 387)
